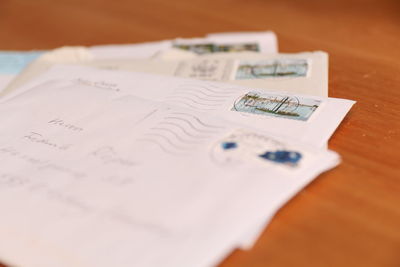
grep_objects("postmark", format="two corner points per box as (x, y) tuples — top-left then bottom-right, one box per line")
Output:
(231, 91), (321, 121)
(174, 59), (234, 80)
(210, 129), (304, 168)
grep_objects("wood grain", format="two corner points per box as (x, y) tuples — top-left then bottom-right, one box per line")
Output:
(0, 0), (399, 266)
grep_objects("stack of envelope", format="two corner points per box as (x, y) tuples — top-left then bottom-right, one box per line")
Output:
(0, 31), (354, 267)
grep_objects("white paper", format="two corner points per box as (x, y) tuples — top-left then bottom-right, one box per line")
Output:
(0, 31), (277, 94)
(134, 51), (328, 96)
(2, 65), (354, 148)
(0, 60), (346, 249)
(0, 80), (339, 267)
(1, 49), (328, 103)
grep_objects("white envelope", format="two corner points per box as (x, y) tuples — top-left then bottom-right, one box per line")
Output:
(1, 48), (327, 98)
(0, 80), (338, 267)
(2, 65), (354, 148)
(93, 51), (328, 96)
(89, 30), (278, 59)
(0, 31), (278, 94)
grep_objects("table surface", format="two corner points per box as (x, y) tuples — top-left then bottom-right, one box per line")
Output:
(1, 0), (399, 266)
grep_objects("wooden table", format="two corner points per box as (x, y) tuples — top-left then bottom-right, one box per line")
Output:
(1, 0), (399, 266)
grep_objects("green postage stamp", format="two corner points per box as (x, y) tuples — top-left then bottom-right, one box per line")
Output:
(234, 59), (308, 79)
(231, 91), (321, 121)
(173, 42), (260, 55)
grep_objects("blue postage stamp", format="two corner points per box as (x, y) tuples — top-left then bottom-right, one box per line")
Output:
(235, 59), (308, 79)
(231, 91), (321, 121)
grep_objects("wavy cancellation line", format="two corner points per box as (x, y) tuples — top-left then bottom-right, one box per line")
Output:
(157, 121), (210, 139)
(163, 116), (220, 134)
(164, 95), (222, 107)
(168, 90), (229, 103)
(150, 127), (204, 145)
(173, 86), (238, 98)
(176, 83), (240, 95)
(169, 112), (226, 129)
(143, 133), (192, 152)
(172, 88), (231, 99)
(136, 138), (183, 156)
(164, 99), (217, 111)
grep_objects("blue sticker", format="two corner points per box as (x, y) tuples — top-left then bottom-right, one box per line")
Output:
(221, 142), (238, 150)
(259, 150), (302, 165)
(0, 51), (44, 74)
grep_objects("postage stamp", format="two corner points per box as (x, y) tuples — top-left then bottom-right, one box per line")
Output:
(231, 91), (321, 121)
(234, 59), (308, 79)
(215, 43), (259, 53)
(172, 43), (215, 55)
(210, 129), (304, 168)
(173, 42), (260, 54)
